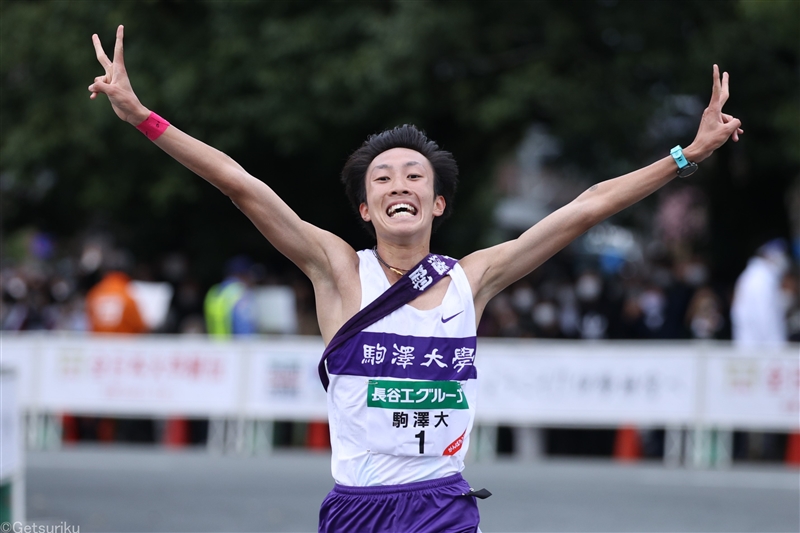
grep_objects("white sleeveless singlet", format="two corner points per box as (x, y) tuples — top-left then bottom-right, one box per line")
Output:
(325, 250), (479, 486)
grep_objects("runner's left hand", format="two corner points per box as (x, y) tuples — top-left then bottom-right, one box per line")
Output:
(685, 65), (744, 163)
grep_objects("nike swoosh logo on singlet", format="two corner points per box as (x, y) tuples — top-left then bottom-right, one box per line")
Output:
(441, 310), (464, 323)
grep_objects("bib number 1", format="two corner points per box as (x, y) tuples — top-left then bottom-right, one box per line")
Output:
(365, 379), (471, 457)
(415, 430), (425, 454)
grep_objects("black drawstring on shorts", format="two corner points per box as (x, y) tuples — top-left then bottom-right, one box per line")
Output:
(462, 487), (492, 499)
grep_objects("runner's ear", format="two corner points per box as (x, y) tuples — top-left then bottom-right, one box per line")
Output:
(359, 202), (371, 222)
(433, 195), (446, 217)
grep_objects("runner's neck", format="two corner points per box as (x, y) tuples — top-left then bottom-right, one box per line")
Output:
(373, 243), (431, 281)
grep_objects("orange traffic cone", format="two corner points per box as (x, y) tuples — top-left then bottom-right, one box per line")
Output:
(785, 432), (800, 467)
(164, 418), (190, 448)
(614, 425), (641, 462)
(306, 421), (330, 450)
(97, 418), (116, 442)
(62, 414), (79, 443)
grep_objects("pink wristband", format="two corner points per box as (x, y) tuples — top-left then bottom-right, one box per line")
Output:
(136, 111), (170, 140)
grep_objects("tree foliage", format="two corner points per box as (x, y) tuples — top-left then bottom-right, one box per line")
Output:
(2, 0), (797, 282)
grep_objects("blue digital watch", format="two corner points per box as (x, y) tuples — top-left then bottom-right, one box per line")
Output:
(670, 145), (698, 178)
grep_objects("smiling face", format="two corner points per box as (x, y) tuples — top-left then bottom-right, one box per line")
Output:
(359, 148), (446, 243)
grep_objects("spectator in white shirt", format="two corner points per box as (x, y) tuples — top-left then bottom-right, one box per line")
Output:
(731, 238), (790, 347)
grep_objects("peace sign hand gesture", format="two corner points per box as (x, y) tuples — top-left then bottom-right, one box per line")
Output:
(88, 25), (149, 125)
(686, 65), (744, 163)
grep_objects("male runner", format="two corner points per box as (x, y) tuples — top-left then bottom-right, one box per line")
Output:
(89, 25), (743, 533)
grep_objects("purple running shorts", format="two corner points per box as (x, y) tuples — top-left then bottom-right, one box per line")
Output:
(318, 472), (481, 533)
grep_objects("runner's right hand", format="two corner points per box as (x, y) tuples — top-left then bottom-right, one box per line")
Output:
(88, 25), (150, 125)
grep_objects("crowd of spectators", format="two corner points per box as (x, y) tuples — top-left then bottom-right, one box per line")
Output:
(479, 248), (800, 343)
(2, 230), (799, 344)
(0, 231), (320, 336)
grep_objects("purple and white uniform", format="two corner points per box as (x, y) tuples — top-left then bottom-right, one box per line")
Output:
(319, 250), (481, 532)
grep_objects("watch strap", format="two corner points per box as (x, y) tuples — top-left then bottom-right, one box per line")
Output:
(670, 145), (689, 169)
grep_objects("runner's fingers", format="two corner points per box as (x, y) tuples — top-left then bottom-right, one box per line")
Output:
(727, 117), (742, 141)
(722, 114), (743, 134)
(710, 64), (720, 104)
(719, 71), (730, 106)
(113, 25), (126, 72)
(92, 34), (113, 73)
(89, 77), (111, 95)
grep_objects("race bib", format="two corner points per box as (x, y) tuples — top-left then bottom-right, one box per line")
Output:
(365, 379), (470, 457)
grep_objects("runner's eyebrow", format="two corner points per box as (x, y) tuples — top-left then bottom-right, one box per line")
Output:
(373, 161), (422, 170)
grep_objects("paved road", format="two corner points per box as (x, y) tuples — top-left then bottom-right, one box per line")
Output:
(25, 447), (799, 532)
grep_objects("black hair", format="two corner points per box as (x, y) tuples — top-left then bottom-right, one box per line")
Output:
(341, 125), (458, 236)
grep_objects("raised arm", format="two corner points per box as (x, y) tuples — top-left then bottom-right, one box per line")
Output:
(463, 65), (743, 314)
(88, 27), (358, 275)
(88, 26), (361, 340)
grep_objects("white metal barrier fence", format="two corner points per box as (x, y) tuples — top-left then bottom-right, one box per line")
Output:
(2, 333), (797, 464)
(0, 366), (25, 523)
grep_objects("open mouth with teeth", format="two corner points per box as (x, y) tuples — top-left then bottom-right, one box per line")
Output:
(386, 203), (418, 218)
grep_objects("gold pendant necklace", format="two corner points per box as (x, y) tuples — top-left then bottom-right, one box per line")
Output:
(372, 246), (408, 276)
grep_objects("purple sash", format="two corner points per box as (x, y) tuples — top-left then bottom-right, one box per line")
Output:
(318, 253), (457, 391)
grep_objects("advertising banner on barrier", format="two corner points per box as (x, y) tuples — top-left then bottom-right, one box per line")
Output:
(244, 338), (328, 419)
(35, 337), (242, 416)
(476, 341), (697, 425)
(2, 334), (798, 430)
(702, 346), (799, 430)
(0, 339), (35, 408)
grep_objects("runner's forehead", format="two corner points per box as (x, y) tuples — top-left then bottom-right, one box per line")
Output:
(367, 148), (433, 175)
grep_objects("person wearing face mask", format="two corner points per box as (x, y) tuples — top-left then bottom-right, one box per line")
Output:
(730, 239), (791, 347)
(574, 271), (611, 339)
